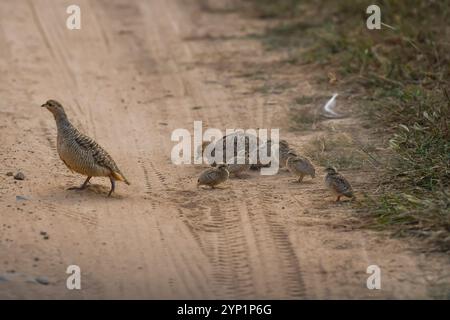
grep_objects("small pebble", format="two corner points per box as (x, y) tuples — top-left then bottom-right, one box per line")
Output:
(14, 172), (25, 180)
(35, 276), (49, 285)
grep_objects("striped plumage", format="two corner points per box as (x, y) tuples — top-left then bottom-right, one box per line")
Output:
(324, 167), (354, 201)
(227, 151), (250, 177)
(208, 131), (258, 168)
(280, 149), (296, 168)
(249, 138), (287, 170)
(42, 100), (130, 196)
(286, 152), (315, 182)
(278, 140), (294, 168)
(197, 164), (229, 188)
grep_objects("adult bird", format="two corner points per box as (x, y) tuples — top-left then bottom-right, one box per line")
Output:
(42, 100), (130, 196)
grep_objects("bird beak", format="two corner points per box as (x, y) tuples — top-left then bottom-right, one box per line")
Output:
(41, 103), (47, 108)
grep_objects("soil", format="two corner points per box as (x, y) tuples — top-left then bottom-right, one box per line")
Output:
(0, 0), (448, 299)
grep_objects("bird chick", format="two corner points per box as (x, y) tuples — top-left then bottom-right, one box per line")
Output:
(324, 167), (354, 201)
(250, 138), (285, 170)
(42, 100), (130, 197)
(211, 131), (255, 167)
(227, 150), (250, 178)
(286, 152), (315, 182)
(197, 164), (229, 189)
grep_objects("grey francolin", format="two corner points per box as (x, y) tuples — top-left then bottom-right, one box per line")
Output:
(42, 100), (130, 197)
(197, 164), (229, 189)
(227, 150), (251, 178)
(286, 151), (316, 182)
(324, 167), (355, 201)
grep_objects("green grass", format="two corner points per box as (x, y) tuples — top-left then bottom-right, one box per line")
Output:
(288, 95), (318, 130)
(249, 0), (450, 250)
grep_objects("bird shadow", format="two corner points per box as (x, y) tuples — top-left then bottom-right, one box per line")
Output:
(81, 184), (126, 199)
(41, 183), (124, 201)
(230, 173), (253, 180)
(288, 179), (315, 185)
(329, 198), (355, 205)
(196, 185), (231, 191)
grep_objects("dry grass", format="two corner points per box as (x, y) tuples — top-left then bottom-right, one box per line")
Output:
(304, 133), (376, 170)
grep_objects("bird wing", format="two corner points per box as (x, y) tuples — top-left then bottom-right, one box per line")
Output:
(73, 130), (129, 184)
(203, 169), (221, 182)
(291, 157), (313, 172)
(330, 174), (353, 195)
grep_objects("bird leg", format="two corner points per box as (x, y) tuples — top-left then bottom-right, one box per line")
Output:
(108, 177), (115, 197)
(297, 174), (304, 183)
(336, 196), (341, 202)
(68, 176), (91, 191)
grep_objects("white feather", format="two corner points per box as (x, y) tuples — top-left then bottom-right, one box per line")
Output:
(323, 93), (339, 116)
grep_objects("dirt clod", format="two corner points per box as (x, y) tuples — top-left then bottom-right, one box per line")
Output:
(13, 172), (25, 180)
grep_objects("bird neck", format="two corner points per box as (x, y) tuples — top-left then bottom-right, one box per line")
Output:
(54, 112), (72, 131)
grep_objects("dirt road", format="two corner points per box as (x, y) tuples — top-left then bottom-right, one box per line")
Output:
(0, 0), (448, 299)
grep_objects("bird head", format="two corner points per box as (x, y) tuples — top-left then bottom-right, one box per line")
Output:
(279, 140), (289, 148)
(41, 100), (66, 118)
(324, 166), (337, 174)
(217, 164), (228, 170)
(287, 149), (297, 155)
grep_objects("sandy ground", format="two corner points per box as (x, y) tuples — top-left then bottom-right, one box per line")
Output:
(0, 0), (449, 299)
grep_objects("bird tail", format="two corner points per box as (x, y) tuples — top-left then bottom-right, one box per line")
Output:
(112, 171), (130, 185)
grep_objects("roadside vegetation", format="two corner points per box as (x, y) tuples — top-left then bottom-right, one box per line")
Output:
(247, 0), (450, 251)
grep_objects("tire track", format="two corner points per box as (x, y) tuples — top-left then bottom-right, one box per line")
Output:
(39, 201), (99, 229)
(169, 187), (256, 298)
(244, 182), (307, 298)
(201, 196), (256, 298)
(139, 158), (153, 196)
(149, 161), (170, 191)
